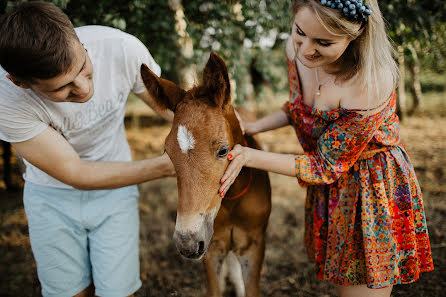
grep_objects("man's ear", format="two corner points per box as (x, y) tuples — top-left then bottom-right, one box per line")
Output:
(202, 52), (231, 109)
(140, 64), (185, 112)
(7, 75), (30, 89)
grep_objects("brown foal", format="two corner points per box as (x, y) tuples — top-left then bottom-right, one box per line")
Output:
(141, 52), (271, 297)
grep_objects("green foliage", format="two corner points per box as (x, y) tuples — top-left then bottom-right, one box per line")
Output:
(380, 0), (446, 72)
(2, 0), (445, 102)
(183, 1), (292, 103)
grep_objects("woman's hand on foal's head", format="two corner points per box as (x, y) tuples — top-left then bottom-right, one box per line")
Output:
(219, 144), (248, 198)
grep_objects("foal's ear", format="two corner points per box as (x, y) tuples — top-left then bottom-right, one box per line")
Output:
(140, 64), (185, 111)
(203, 52), (231, 108)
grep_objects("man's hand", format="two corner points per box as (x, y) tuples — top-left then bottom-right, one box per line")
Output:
(159, 153), (176, 177)
(234, 109), (257, 136)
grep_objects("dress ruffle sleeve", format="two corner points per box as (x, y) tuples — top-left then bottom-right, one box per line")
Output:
(295, 110), (388, 187)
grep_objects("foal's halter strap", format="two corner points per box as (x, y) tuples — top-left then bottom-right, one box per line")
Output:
(224, 139), (253, 200)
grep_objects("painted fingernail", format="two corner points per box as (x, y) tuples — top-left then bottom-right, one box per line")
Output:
(228, 154), (232, 160)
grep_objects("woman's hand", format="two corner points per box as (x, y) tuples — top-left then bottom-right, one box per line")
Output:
(219, 144), (249, 197)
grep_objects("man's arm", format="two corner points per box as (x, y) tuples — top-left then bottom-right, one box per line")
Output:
(12, 126), (175, 190)
(135, 90), (174, 122)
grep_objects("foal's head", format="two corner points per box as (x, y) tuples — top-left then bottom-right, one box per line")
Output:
(141, 52), (242, 259)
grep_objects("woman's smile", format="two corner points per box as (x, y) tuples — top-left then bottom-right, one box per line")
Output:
(304, 54), (322, 61)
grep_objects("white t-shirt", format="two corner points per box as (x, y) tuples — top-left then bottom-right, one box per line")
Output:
(0, 25), (161, 188)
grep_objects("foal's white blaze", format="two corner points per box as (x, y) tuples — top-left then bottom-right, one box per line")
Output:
(177, 125), (195, 153)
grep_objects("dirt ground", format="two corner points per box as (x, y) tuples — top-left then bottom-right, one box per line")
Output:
(0, 114), (445, 297)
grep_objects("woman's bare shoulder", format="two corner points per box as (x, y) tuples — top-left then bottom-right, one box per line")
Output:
(340, 68), (394, 114)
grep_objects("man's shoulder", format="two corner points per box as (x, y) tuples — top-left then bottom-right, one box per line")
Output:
(0, 69), (28, 103)
(75, 25), (135, 44)
(75, 25), (144, 61)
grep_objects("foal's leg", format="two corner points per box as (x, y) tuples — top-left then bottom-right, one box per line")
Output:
(204, 239), (228, 297)
(236, 232), (266, 297)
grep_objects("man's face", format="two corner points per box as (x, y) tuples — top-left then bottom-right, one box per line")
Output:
(29, 41), (94, 103)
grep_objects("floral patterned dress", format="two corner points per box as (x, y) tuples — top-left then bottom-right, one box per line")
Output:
(283, 57), (434, 288)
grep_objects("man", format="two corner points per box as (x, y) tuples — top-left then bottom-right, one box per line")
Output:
(0, 2), (174, 296)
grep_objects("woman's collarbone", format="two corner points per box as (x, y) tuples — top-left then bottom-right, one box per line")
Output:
(304, 85), (343, 112)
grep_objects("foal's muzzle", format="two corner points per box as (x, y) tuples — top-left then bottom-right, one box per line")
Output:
(173, 212), (215, 259)
(173, 231), (208, 259)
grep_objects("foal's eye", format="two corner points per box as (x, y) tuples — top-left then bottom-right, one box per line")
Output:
(217, 145), (229, 159)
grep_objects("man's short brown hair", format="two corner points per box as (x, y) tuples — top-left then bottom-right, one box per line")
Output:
(0, 1), (79, 83)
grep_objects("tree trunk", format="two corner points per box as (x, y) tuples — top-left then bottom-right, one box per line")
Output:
(407, 44), (424, 115)
(396, 45), (407, 121)
(0, 1), (7, 15)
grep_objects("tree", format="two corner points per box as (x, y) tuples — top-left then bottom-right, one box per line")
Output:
(181, 0), (292, 103)
(380, 0), (446, 117)
(2, 0), (445, 108)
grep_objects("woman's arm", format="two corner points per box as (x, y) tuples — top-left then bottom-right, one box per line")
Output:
(12, 126), (175, 190)
(220, 95), (392, 195)
(242, 109), (290, 135)
(219, 144), (295, 196)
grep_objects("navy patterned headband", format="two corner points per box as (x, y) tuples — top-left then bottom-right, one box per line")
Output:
(320, 0), (372, 28)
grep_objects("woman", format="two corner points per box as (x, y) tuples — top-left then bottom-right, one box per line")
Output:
(219, 1), (434, 296)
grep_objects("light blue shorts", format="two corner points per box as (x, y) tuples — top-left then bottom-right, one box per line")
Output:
(23, 181), (142, 297)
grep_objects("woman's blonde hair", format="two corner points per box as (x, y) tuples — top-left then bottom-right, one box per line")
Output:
(292, 0), (399, 100)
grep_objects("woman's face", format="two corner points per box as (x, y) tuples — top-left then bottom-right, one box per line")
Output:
(292, 6), (354, 69)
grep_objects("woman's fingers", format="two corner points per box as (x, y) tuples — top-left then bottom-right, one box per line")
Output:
(227, 144), (243, 162)
(220, 161), (240, 189)
(219, 145), (246, 197)
(219, 166), (241, 197)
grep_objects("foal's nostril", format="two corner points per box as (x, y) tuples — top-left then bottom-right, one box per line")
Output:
(198, 241), (205, 254)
